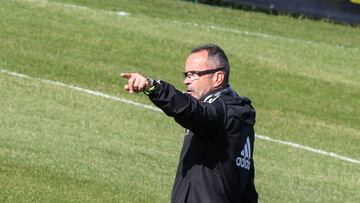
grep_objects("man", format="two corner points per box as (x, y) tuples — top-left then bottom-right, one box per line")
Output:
(121, 44), (258, 202)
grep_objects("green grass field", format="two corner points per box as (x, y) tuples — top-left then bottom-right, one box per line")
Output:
(1, 0), (359, 202)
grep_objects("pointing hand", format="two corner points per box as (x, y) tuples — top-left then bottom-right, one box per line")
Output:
(121, 72), (150, 93)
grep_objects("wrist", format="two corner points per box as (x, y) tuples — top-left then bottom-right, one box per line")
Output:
(143, 78), (156, 95)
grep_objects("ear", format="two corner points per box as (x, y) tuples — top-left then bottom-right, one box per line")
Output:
(213, 71), (224, 88)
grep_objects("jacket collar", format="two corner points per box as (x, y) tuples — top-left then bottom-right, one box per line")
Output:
(200, 85), (237, 103)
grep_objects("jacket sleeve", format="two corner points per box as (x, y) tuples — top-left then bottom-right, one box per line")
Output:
(148, 81), (224, 136)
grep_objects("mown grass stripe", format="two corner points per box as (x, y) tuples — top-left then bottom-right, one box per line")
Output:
(187, 22), (358, 50)
(1, 68), (359, 164)
(23, 0), (355, 50)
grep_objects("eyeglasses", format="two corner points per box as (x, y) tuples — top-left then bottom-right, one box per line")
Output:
(183, 67), (225, 81)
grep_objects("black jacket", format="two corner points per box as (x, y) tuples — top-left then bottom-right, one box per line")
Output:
(149, 81), (258, 203)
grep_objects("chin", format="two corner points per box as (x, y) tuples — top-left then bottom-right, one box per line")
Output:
(185, 91), (194, 97)
(191, 93), (201, 99)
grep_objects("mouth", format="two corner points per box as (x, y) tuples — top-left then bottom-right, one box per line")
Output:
(184, 85), (196, 96)
(185, 89), (193, 94)
(184, 90), (198, 98)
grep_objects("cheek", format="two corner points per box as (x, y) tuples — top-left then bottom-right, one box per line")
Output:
(195, 81), (212, 95)
(188, 83), (201, 95)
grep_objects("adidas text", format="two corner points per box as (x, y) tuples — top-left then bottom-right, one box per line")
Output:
(236, 136), (252, 170)
(236, 157), (251, 170)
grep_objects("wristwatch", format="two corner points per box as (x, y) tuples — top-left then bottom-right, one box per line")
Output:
(143, 78), (156, 95)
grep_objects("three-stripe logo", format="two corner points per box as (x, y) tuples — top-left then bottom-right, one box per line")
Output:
(236, 137), (251, 170)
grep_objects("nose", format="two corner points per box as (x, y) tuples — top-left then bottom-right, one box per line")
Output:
(184, 76), (191, 85)
(184, 77), (192, 85)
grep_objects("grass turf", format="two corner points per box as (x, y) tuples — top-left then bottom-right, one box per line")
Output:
(0, 0), (359, 202)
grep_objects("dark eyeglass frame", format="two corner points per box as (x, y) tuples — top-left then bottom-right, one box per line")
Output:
(183, 67), (225, 79)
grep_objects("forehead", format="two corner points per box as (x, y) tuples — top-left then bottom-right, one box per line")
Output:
(185, 50), (208, 71)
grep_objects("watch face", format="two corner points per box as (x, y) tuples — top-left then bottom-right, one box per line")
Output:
(147, 78), (154, 87)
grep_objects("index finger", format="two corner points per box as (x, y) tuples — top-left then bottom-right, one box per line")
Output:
(121, 72), (133, 79)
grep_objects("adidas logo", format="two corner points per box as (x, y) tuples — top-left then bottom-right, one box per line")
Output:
(236, 137), (252, 170)
(203, 93), (220, 103)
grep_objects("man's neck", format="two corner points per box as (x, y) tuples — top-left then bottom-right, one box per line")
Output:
(200, 85), (230, 101)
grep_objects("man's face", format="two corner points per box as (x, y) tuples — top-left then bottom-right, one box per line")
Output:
(183, 50), (216, 99)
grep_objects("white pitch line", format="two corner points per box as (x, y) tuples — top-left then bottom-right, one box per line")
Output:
(171, 20), (358, 51)
(1, 68), (359, 164)
(0, 69), (160, 112)
(24, 0), (130, 17)
(256, 134), (360, 164)
(116, 11), (130, 16)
